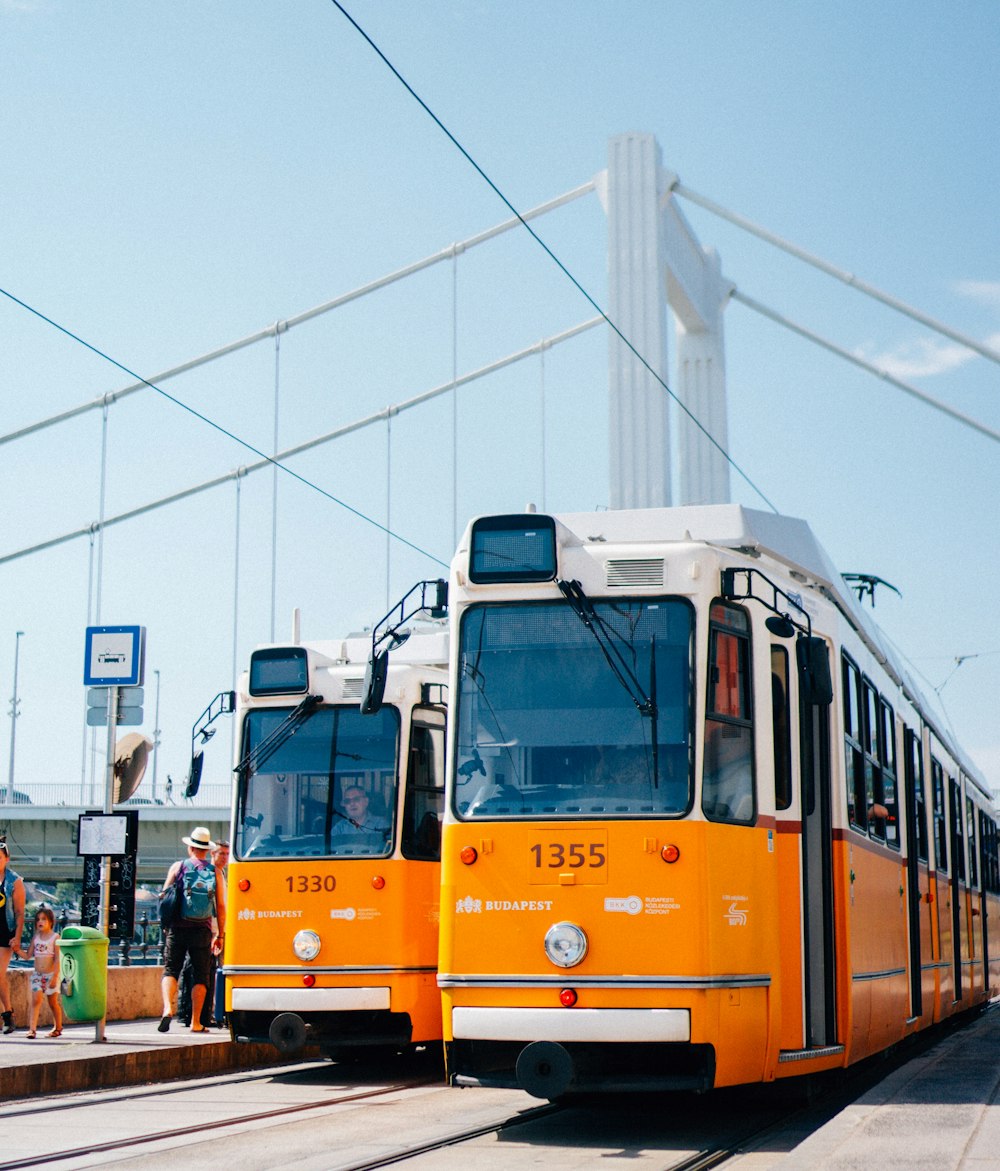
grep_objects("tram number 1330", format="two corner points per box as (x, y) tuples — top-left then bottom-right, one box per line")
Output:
(528, 834), (608, 885)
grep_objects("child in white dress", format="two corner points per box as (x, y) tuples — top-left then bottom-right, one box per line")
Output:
(25, 906), (62, 1039)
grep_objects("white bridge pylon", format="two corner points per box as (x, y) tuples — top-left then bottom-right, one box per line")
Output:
(597, 132), (732, 509)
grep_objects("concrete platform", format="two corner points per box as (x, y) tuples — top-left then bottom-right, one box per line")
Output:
(0, 1016), (313, 1101)
(774, 1006), (1000, 1169)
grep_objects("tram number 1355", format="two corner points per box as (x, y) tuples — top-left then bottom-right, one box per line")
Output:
(528, 835), (608, 885)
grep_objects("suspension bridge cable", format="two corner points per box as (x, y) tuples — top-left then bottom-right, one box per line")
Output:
(673, 180), (1000, 368)
(0, 285), (447, 569)
(329, 0), (780, 515)
(0, 183), (594, 451)
(733, 289), (1000, 445)
(0, 316), (604, 567)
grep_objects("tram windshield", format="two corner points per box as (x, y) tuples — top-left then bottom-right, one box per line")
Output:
(235, 706), (397, 859)
(455, 599), (693, 819)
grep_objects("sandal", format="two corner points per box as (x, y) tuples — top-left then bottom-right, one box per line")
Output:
(26, 1031), (36, 1039)
(45, 1029), (62, 1038)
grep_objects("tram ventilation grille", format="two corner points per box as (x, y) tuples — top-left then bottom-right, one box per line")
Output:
(606, 559), (664, 588)
(341, 677), (364, 699)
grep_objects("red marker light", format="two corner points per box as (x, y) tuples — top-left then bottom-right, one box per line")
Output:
(302, 974), (316, 987)
(661, 844), (681, 864)
(238, 878), (251, 891)
(460, 846), (478, 865)
(559, 988), (578, 1007)
(371, 875), (386, 890)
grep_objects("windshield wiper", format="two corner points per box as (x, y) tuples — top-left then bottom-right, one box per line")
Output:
(235, 693), (322, 781)
(557, 580), (656, 718)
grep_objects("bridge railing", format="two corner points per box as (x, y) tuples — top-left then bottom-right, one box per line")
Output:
(0, 782), (233, 808)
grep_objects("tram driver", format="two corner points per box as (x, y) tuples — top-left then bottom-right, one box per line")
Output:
(332, 785), (390, 841)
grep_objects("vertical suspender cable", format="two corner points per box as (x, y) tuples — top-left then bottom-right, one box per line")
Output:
(385, 413), (392, 611)
(232, 469), (243, 761)
(90, 403), (110, 800)
(81, 529), (96, 801)
(270, 327), (281, 642)
(451, 248), (459, 549)
(540, 345), (547, 513)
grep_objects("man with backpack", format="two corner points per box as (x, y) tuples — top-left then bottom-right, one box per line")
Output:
(158, 826), (226, 1034)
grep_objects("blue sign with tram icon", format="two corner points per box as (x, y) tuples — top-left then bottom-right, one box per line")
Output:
(84, 625), (146, 687)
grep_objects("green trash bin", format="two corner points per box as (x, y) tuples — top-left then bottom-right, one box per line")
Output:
(59, 926), (109, 1022)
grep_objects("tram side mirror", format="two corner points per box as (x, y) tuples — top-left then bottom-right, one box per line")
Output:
(797, 636), (833, 706)
(765, 615), (796, 638)
(360, 649), (389, 716)
(184, 749), (205, 799)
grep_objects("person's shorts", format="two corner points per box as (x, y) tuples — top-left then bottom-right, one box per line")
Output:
(163, 919), (213, 986)
(30, 969), (57, 995)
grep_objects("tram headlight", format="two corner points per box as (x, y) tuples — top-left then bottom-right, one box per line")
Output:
(543, 921), (588, 969)
(292, 929), (322, 962)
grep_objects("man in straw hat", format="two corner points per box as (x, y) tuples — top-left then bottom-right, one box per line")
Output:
(158, 826), (226, 1033)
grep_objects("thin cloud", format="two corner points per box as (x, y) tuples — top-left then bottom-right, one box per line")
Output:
(855, 337), (977, 379)
(953, 280), (1000, 307)
(855, 280), (1000, 377)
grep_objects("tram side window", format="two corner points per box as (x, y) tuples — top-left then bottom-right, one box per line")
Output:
(703, 603), (755, 824)
(401, 709), (445, 861)
(981, 814), (1000, 895)
(966, 796), (978, 889)
(904, 727), (928, 863)
(771, 646), (792, 811)
(950, 779), (965, 882)
(842, 655), (867, 832)
(878, 698), (899, 848)
(931, 759), (948, 873)
(862, 680), (889, 842)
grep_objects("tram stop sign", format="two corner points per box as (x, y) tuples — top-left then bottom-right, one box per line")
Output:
(83, 625), (145, 687)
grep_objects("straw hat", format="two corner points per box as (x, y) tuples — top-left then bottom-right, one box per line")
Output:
(182, 826), (215, 850)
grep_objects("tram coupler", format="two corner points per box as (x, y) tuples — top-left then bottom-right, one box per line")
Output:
(515, 1041), (576, 1100)
(269, 1012), (309, 1055)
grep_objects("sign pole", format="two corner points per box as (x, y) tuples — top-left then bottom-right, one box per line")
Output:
(95, 686), (119, 1042)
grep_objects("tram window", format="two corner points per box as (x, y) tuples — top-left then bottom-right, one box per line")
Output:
(950, 780), (965, 882)
(842, 656), (867, 832)
(455, 598), (694, 820)
(861, 680), (888, 842)
(236, 705), (397, 860)
(904, 727), (928, 863)
(401, 709), (445, 861)
(966, 795), (978, 889)
(983, 815), (1000, 894)
(847, 651), (871, 833)
(703, 603), (755, 825)
(931, 759), (948, 873)
(878, 699), (899, 849)
(771, 647), (792, 811)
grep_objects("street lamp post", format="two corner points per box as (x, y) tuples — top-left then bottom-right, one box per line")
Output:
(6, 631), (24, 805)
(151, 668), (161, 801)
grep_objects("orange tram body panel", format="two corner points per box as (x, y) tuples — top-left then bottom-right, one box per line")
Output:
(223, 628), (448, 1057)
(435, 506), (1000, 1098)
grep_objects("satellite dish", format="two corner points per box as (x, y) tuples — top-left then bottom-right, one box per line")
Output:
(114, 733), (153, 804)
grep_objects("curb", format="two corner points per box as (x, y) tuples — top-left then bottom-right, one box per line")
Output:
(1, 1040), (322, 1102)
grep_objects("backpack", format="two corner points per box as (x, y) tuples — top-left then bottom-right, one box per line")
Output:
(180, 859), (216, 922)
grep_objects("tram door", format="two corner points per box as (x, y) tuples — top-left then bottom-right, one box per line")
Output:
(799, 680), (836, 1046)
(948, 779), (965, 1001)
(901, 728), (925, 1018)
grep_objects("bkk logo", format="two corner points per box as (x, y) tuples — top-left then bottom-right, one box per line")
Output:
(604, 896), (643, 915)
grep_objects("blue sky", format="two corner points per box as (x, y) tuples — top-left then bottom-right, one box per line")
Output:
(2, 1), (999, 799)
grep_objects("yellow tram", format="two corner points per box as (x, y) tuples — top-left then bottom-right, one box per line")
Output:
(224, 625), (447, 1057)
(428, 506), (1000, 1097)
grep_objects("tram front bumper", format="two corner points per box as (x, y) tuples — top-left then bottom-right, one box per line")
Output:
(447, 1007), (712, 1098)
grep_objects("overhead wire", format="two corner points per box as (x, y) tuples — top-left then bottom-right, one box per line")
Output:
(0, 285), (448, 570)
